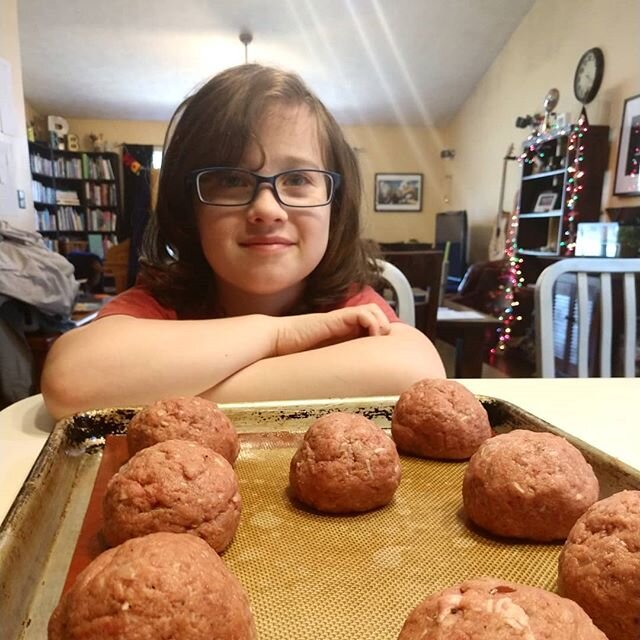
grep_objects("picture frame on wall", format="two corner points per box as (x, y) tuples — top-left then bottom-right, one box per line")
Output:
(374, 173), (423, 212)
(613, 93), (640, 197)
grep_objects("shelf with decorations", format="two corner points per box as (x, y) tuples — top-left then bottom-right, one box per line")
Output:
(515, 117), (609, 282)
(29, 141), (120, 255)
(490, 117), (609, 357)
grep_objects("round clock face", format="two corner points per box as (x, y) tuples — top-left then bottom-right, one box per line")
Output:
(574, 47), (604, 104)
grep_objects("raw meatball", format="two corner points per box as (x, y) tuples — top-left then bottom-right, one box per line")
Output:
(398, 576), (606, 639)
(391, 379), (491, 460)
(289, 412), (401, 513)
(559, 490), (640, 640)
(463, 430), (599, 541)
(127, 396), (239, 464)
(48, 532), (256, 640)
(103, 439), (241, 552)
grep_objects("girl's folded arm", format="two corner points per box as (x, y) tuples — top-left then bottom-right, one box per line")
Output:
(204, 323), (445, 403)
(41, 314), (277, 419)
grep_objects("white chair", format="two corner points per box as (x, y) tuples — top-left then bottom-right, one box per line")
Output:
(534, 258), (640, 377)
(375, 258), (415, 326)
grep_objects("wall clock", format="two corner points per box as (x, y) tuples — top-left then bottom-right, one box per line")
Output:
(574, 47), (605, 104)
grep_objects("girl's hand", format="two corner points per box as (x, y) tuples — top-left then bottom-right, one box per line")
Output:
(274, 304), (391, 356)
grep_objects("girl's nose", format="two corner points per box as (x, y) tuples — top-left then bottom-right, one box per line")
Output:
(246, 185), (288, 224)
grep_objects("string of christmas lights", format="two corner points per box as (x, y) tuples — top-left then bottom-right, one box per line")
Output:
(560, 112), (589, 255)
(490, 204), (524, 355)
(490, 117), (591, 356)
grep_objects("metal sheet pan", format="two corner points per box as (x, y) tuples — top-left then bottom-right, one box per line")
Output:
(1, 396), (639, 639)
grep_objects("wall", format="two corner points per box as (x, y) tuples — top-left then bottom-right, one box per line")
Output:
(59, 118), (445, 244)
(445, 0), (640, 262)
(63, 118), (167, 150)
(344, 124), (446, 243)
(0, 0), (34, 231)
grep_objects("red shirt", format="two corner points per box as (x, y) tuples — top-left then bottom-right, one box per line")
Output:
(97, 285), (400, 323)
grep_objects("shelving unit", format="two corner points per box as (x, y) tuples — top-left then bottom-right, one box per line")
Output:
(515, 124), (609, 282)
(29, 141), (120, 256)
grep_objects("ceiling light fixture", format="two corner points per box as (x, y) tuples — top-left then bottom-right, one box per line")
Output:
(239, 31), (253, 64)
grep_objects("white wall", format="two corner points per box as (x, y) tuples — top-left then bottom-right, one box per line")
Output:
(0, 0), (34, 231)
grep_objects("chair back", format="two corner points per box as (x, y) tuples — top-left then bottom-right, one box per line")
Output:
(375, 259), (415, 326)
(534, 257), (640, 377)
(378, 249), (443, 339)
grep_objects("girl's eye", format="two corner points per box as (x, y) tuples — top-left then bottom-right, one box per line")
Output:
(282, 172), (312, 187)
(220, 173), (250, 188)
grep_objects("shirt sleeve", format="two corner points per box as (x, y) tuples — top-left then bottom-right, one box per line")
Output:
(97, 286), (178, 320)
(335, 285), (401, 323)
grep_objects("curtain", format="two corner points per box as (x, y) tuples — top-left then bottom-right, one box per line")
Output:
(121, 144), (153, 287)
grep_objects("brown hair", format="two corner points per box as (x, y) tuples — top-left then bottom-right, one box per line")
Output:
(140, 64), (376, 317)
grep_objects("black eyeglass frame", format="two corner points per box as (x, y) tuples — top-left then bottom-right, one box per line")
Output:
(187, 167), (342, 208)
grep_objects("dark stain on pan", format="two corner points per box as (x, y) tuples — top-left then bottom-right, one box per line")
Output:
(64, 408), (138, 452)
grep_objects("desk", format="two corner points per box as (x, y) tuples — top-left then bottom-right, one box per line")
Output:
(436, 300), (501, 378)
(1, 379), (639, 525)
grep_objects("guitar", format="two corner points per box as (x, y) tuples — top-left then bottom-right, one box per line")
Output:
(488, 143), (517, 261)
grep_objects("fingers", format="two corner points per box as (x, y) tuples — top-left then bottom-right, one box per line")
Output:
(354, 303), (391, 336)
(275, 304), (393, 356)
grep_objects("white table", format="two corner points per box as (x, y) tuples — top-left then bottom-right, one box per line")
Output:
(1, 378), (639, 523)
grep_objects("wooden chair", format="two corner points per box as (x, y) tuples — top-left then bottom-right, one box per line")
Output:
(102, 239), (130, 294)
(379, 249), (444, 340)
(534, 257), (640, 377)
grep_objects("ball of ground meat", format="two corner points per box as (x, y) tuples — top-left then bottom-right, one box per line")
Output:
(48, 532), (256, 640)
(103, 439), (241, 552)
(127, 396), (239, 464)
(462, 430), (599, 541)
(558, 490), (640, 640)
(289, 412), (401, 513)
(391, 379), (492, 460)
(398, 576), (606, 639)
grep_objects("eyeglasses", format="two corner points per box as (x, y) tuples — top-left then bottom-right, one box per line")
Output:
(189, 167), (341, 208)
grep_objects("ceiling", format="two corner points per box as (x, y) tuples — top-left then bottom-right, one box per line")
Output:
(18, 0), (535, 127)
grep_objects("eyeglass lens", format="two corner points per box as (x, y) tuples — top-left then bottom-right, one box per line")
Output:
(197, 169), (334, 206)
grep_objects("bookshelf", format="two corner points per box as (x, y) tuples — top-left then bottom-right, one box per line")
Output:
(29, 141), (120, 257)
(516, 125), (608, 258)
(515, 124), (609, 285)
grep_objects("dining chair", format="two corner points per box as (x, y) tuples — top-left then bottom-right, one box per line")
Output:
(375, 259), (415, 326)
(378, 249), (444, 339)
(534, 257), (640, 377)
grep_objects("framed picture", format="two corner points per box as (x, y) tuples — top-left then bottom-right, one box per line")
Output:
(613, 93), (640, 197)
(533, 191), (558, 213)
(374, 173), (423, 212)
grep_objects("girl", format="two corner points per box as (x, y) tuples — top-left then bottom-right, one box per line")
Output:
(42, 65), (445, 419)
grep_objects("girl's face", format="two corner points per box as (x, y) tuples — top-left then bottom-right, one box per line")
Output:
(194, 104), (332, 315)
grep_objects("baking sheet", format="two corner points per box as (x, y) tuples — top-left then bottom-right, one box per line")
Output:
(2, 396), (639, 639)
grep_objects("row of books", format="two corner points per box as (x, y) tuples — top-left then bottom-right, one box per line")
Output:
(54, 156), (83, 179)
(56, 206), (85, 231)
(36, 208), (118, 233)
(29, 152), (116, 181)
(87, 209), (117, 232)
(37, 209), (57, 231)
(42, 237), (59, 252)
(84, 182), (118, 207)
(32, 180), (56, 204)
(83, 155), (115, 180)
(30, 153), (54, 176)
